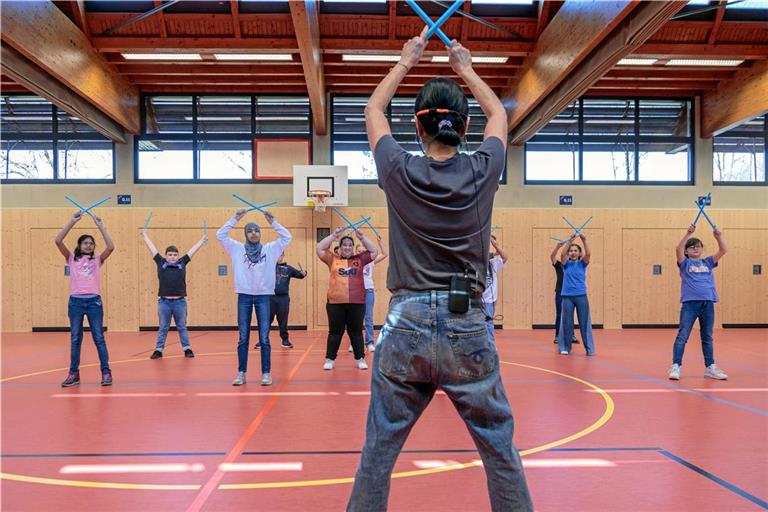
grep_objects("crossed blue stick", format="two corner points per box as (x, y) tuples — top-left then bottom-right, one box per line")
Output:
(405, 0), (464, 47)
(693, 193), (717, 231)
(232, 194), (278, 213)
(334, 209), (372, 234)
(550, 216), (593, 243)
(65, 195), (112, 220)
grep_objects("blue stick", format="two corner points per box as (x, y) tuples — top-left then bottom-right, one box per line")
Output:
(404, 0), (453, 46)
(694, 200), (717, 230)
(426, 0), (463, 42)
(65, 195), (99, 220)
(333, 208), (359, 230)
(360, 216), (381, 238)
(81, 196), (112, 215)
(550, 236), (567, 243)
(144, 211), (153, 229)
(203, 220), (207, 236)
(342, 217), (372, 233)
(232, 194), (278, 213)
(692, 193), (711, 226)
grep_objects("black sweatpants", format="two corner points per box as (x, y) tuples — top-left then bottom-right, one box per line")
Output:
(326, 303), (366, 360)
(269, 294), (290, 343)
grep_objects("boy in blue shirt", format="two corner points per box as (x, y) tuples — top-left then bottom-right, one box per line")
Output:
(669, 224), (728, 381)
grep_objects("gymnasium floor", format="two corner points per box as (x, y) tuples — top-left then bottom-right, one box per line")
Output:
(1, 329), (766, 512)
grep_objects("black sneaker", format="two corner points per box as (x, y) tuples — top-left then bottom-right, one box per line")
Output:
(281, 340), (294, 349)
(254, 343), (261, 350)
(101, 371), (113, 386)
(184, 348), (195, 358)
(572, 337), (581, 344)
(553, 338), (558, 344)
(61, 372), (80, 387)
(150, 350), (163, 359)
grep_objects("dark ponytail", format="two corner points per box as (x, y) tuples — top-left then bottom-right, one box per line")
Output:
(73, 234), (95, 261)
(415, 77), (469, 147)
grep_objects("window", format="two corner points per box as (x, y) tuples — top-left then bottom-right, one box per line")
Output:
(136, 94), (310, 182)
(331, 95), (495, 182)
(713, 115), (767, 184)
(1, 95), (114, 182)
(525, 98), (693, 184)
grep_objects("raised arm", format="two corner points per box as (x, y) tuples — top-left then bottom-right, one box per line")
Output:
(448, 42), (507, 142)
(187, 234), (208, 259)
(355, 229), (378, 261)
(55, 212), (82, 261)
(93, 216), (115, 263)
(676, 224), (696, 265)
(579, 233), (590, 265)
(550, 241), (564, 265)
(217, 209), (246, 252)
(712, 229), (728, 264)
(364, 26), (427, 152)
(491, 235), (509, 264)
(317, 227), (345, 265)
(141, 227), (159, 257)
(264, 210), (292, 251)
(560, 240), (572, 264)
(373, 235), (388, 264)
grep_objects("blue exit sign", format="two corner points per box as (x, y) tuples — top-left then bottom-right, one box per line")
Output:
(559, 195), (573, 206)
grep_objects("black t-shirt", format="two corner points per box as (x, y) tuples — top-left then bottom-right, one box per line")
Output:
(553, 261), (564, 294)
(274, 263), (305, 295)
(154, 254), (191, 297)
(374, 135), (505, 293)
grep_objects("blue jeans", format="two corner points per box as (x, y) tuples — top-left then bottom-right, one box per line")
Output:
(558, 294), (596, 354)
(482, 301), (496, 344)
(348, 291), (532, 512)
(156, 298), (191, 351)
(554, 291), (562, 337)
(68, 296), (110, 372)
(364, 289), (375, 344)
(673, 300), (715, 367)
(237, 294), (271, 373)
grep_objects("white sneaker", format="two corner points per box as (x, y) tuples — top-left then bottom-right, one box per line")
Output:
(356, 358), (368, 370)
(668, 364), (681, 380)
(347, 345), (353, 352)
(704, 364), (728, 380)
(260, 373), (272, 386)
(559, 350), (569, 355)
(323, 359), (335, 371)
(366, 343), (375, 353)
(232, 371), (246, 386)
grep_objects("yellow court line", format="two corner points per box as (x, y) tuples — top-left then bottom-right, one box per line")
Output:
(1, 360), (615, 491)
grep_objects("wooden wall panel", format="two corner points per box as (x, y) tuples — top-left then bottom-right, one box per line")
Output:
(2, 207), (765, 332)
(720, 229), (768, 325)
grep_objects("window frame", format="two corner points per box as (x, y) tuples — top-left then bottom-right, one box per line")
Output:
(330, 93), (507, 185)
(523, 96), (695, 186)
(713, 114), (768, 187)
(1, 93), (116, 184)
(134, 93), (313, 184)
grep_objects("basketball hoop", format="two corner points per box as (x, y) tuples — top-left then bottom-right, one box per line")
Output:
(308, 189), (331, 212)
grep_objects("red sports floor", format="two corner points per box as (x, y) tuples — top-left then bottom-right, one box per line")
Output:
(1, 329), (766, 512)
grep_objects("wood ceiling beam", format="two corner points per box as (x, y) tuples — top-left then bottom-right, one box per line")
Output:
(592, 79), (717, 90)
(140, 84), (308, 94)
(289, 0), (327, 135)
(634, 43), (768, 60)
(1, 1), (139, 134)
(1, 43), (126, 142)
(388, 0), (397, 40)
(504, 0), (688, 144)
(707, 0), (727, 46)
(536, 0), (551, 38)
(702, 59), (768, 137)
(231, 0), (242, 38)
(71, 0), (91, 39)
(586, 88), (700, 98)
(153, 1), (168, 38)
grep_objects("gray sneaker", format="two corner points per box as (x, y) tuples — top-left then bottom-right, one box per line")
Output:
(232, 371), (246, 386)
(704, 364), (728, 380)
(260, 373), (272, 386)
(668, 364), (681, 380)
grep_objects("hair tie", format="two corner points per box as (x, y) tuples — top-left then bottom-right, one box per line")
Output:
(438, 119), (453, 130)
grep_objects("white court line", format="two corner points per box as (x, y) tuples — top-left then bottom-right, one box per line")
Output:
(412, 460), (463, 469)
(219, 462), (303, 472)
(585, 388), (768, 394)
(60, 463), (205, 474)
(522, 459), (616, 468)
(196, 392), (339, 397)
(52, 393), (183, 398)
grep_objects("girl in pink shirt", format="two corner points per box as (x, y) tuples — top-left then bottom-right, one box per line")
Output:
(55, 211), (115, 387)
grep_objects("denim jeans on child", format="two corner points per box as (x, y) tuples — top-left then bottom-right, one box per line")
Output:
(482, 301), (496, 344)
(68, 295), (110, 372)
(347, 291), (532, 512)
(156, 298), (191, 351)
(364, 288), (375, 345)
(672, 300), (715, 367)
(237, 293), (271, 373)
(558, 294), (595, 354)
